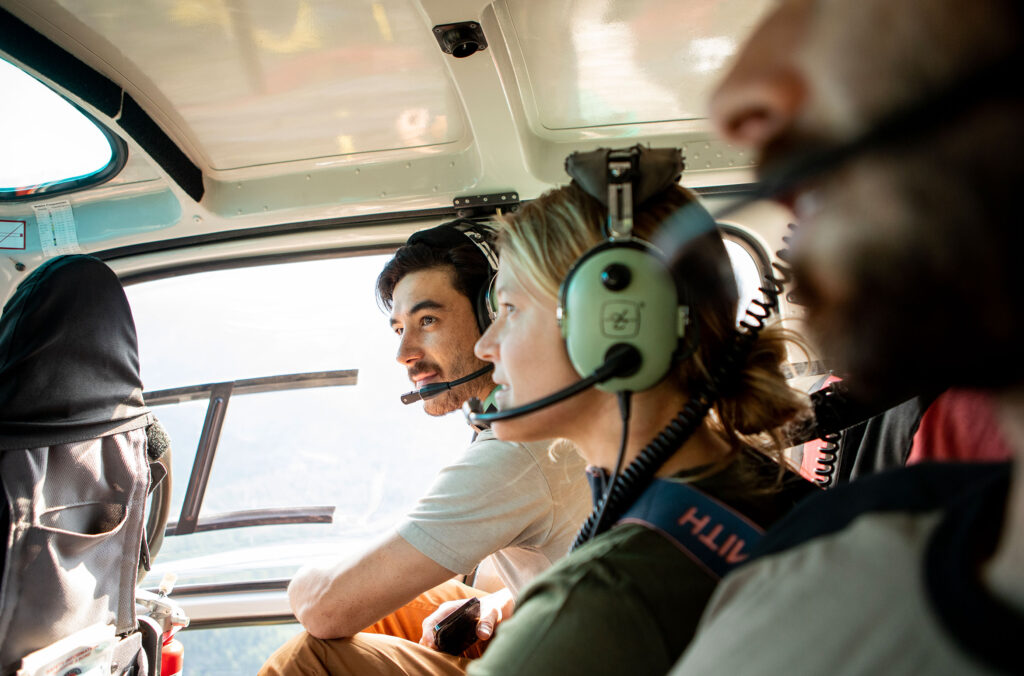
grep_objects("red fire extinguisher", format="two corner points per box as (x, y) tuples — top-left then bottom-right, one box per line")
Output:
(161, 635), (184, 676)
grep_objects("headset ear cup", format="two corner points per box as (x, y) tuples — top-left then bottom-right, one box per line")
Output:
(452, 222), (497, 334)
(560, 242), (684, 392)
(475, 276), (494, 334)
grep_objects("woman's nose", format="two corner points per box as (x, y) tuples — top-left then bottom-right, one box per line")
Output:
(475, 322), (497, 363)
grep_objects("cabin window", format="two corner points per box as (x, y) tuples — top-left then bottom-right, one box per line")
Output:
(126, 254), (470, 588)
(0, 58), (125, 199)
(724, 237), (765, 321)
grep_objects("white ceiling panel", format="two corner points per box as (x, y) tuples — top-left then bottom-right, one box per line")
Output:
(54, 0), (466, 170)
(504, 0), (772, 130)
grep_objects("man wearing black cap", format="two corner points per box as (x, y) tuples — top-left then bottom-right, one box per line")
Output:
(261, 220), (590, 674)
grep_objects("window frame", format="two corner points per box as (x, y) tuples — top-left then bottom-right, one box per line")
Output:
(145, 370), (358, 538)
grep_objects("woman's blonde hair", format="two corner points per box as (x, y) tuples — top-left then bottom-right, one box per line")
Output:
(497, 182), (808, 470)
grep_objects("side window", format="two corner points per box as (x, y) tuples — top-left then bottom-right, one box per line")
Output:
(722, 235), (768, 324)
(0, 58), (125, 199)
(126, 254), (469, 587)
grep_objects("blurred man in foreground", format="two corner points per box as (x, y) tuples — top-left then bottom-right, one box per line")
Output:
(673, 1), (1022, 673)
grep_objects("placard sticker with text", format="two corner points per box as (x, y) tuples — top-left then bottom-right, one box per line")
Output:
(33, 200), (81, 257)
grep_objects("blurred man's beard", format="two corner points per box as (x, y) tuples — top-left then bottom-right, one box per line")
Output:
(788, 179), (942, 401)
(755, 127), (839, 194)
(789, 163), (1021, 401)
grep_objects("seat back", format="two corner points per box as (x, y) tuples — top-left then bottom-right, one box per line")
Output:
(0, 255), (154, 674)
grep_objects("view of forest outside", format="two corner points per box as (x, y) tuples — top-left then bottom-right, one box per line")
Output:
(125, 242), (762, 672)
(170, 623), (302, 675)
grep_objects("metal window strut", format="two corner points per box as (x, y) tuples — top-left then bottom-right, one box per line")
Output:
(145, 369), (357, 537)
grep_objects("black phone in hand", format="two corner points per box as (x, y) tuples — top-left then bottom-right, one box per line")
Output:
(433, 597), (480, 655)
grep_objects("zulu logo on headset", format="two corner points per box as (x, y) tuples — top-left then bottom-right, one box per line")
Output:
(602, 301), (641, 337)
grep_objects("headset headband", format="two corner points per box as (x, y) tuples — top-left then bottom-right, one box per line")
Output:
(717, 50), (1024, 223)
(406, 219), (498, 275)
(406, 218), (499, 333)
(566, 146), (685, 238)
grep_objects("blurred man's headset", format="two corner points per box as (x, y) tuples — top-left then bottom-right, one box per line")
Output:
(467, 146), (728, 424)
(399, 219), (498, 405)
(707, 50), (1024, 225)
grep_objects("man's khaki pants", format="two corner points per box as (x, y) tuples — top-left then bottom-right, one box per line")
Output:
(259, 579), (487, 675)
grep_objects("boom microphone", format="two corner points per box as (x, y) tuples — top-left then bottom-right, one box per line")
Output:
(400, 364), (495, 405)
(465, 344), (640, 424)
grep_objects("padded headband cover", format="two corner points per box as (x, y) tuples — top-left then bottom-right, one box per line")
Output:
(405, 219), (498, 332)
(565, 146), (685, 208)
(406, 219), (497, 274)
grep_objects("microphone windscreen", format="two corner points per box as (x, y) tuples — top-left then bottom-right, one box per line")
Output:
(146, 418), (171, 460)
(401, 390), (423, 404)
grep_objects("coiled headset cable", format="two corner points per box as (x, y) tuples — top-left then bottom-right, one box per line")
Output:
(812, 432), (841, 488)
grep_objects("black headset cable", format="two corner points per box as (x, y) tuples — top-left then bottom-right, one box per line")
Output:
(589, 391), (632, 541)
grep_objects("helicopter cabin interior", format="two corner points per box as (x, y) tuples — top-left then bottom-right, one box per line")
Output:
(0, 1), (832, 672)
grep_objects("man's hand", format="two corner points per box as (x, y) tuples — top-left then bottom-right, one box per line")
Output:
(419, 587), (515, 649)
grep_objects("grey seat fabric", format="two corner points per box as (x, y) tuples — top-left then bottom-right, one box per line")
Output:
(0, 255), (153, 673)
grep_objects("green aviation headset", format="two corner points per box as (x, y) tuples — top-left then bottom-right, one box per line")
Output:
(559, 145), (697, 393)
(469, 145), (727, 423)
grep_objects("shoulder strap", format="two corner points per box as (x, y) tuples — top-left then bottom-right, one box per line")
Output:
(618, 478), (764, 579)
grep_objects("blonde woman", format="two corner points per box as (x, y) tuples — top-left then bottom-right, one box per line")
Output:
(465, 150), (816, 675)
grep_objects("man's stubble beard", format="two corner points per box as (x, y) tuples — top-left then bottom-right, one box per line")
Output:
(423, 388), (464, 417)
(422, 376), (493, 417)
(421, 348), (494, 417)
